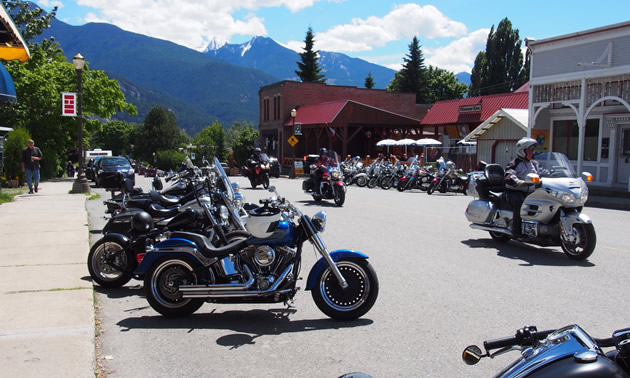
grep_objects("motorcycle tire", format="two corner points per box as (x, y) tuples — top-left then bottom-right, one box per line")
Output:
(396, 181), (407, 192)
(334, 188), (345, 206)
(87, 239), (134, 288)
(560, 223), (596, 261)
(262, 176), (269, 190)
(489, 231), (511, 243)
(427, 184), (435, 195)
(312, 194), (323, 202)
(145, 258), (205, 317)
(356, 176), (368, 187)
(380, 176), (393, 190)
(311, 258), (379, 321)
(344, 175), (353, 185)
(250, 179), (257, 189)
(367, 177), (378, 189)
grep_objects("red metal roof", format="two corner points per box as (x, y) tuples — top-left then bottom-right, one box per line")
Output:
(420, 91), (528, 126)
(283, 99), (420, 126)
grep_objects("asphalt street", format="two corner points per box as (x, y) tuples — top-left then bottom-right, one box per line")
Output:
(88, 175), (630, 377)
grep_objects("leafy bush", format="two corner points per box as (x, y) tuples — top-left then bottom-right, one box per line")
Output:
(3, 127), (31, 184)
(155, 150), (187, 171)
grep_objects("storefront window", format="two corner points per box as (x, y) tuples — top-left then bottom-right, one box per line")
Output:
(552, 119), (599, 161)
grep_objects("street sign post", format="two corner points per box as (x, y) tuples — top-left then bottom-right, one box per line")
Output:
(288, 135), (299, 178)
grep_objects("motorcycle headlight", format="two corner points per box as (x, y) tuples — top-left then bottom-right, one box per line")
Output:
(548, 188), (577, 205)
(312, 211), (327, 233)
(331, 171), (340, 179)
(580, 188), (588, 204)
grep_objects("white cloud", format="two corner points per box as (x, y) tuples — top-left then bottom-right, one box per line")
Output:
(77, 0), (319, 51)
(287, 3), (467, 53)
(424, 28), (489, 73)
(39, 0), (64, 8)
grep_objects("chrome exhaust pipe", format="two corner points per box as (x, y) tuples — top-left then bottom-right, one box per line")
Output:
(179, 265), (254, 293)
(470, 223), (513, 236)
(181, 264), (294, 298)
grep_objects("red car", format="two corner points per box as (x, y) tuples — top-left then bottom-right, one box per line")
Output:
(144, 167), (157, 177)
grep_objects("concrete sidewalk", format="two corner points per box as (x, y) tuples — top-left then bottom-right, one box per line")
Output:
(0, 180), (94, 377)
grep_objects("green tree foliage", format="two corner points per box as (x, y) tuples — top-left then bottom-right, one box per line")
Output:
(2, 127), (31, 183)
(91, 120), (136, 157)
(132, 106), (184, 161)
(226, 121), (258, 166)
(364, 72), (375, 89)
(155, 150), (187, 171)
(386, 36), (427, 103)
(425, 66), (468, 103)
(193, 121), (226, 162)
(0, 0), (136, 178)
(295, 27), (325, 83)
(3, 0), (56, 44)
(469, 18), (527, 96)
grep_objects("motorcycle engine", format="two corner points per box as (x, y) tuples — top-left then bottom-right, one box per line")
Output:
(239, 245), (296, 290)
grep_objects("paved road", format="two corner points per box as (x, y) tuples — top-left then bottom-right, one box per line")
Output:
(88, 175), (630, 377)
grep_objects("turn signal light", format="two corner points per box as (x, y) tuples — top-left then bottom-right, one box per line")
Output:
(530, 176), (540, 184)
(585, 174), (593, 182)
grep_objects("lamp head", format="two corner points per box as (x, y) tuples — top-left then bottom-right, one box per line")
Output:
(73, 52), (85, 71)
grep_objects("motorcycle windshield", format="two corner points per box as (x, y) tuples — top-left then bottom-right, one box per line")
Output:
(213, 157), (236, 201)
(327, 151), (341, 171)
(534, 152), (578, 178)
(259, 153), (270, 164)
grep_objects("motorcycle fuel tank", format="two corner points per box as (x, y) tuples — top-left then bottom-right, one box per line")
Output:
(465, 200), (493, 224)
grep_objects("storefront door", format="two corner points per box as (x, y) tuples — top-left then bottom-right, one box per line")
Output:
(616, 125), (630, 185)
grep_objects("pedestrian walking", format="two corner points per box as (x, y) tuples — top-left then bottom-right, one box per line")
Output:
(21, 139), (43, 194)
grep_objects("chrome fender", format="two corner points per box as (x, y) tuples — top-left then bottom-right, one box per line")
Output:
(305, 249), (368, 290)
(134, 238), (203, 275)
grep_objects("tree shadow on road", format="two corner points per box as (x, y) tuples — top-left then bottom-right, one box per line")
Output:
(116, 308), (373, 349)
(460, 239), (595, 267)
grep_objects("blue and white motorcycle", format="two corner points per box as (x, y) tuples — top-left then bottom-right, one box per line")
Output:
(135, 185), (379, 320)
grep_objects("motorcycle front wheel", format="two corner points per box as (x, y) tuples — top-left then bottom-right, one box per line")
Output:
(561, 223), (596, 260)
(334, 187), (345, 206)
(311, 258), (379, 320)
(380, 175), (394, 190)
(262, 175), (270, 189)
(396, 181), (407, 192)
(145, 258), (205, 317)
(367, 177), (378, 189)
(356, 176), (368, 187)
(87, 239), (134, 288)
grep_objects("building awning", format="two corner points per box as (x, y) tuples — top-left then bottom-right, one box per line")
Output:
(463, 108), (528, 142)
(283, 99), (421, 126)
(0, 2), (30, 62)
(0, 63), (16, 102)
(421, 91), (529, 126)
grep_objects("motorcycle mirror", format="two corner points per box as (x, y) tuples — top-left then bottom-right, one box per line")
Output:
(581, 172), (593, 182)
(268, 185), (276, 193)
(525, 173), (540, 184)
(462, 345), (483, 365)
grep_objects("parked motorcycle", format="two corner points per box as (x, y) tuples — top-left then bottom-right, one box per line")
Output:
(302, 151), (347, 206)
(379, 161), (406, 190)
(465, 152), (596, 260)
(463, 324), (630, 377)
(341, 156), (368, 187)
(396, 155), (422, 192)
(242, 153), (271, 189)
(426, 158), (468, 195)
(135, 185), (379, 320)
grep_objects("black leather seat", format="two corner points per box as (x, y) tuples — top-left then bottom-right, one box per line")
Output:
(170, 231), (249, 258)
(484, 164), (505, 192)
(149, 190), (181, 206)
(146, 204), (179, 218)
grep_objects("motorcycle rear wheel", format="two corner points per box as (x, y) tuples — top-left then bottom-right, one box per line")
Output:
(489, 231), (511, 242)
(145, 258), (205, 317)
(561, 223), (596, 261)
(87, 239), (134, 288)
(311, 258), (379, 320)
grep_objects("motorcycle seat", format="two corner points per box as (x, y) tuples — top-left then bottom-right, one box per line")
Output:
(484, 164), (505, 192)
(169, 231), (249, 258)
(147, 204), (180, 218)
(149, 190), (181, 206)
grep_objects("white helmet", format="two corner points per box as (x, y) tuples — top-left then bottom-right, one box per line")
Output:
(516, 137), (537, 159)
(247, 206), (281, 238)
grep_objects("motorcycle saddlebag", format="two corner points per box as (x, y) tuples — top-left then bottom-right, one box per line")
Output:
(465, 200), (494, 224)
(302, 179), (314, 192)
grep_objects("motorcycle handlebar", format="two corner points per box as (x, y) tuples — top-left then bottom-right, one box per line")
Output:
(484, 328), (556, 351)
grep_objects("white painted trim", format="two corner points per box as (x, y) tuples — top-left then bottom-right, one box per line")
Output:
(530, 64), (630, 85)
(529, 22), (630, 53)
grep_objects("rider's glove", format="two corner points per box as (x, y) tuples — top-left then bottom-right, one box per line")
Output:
(515, 179), (526, 187)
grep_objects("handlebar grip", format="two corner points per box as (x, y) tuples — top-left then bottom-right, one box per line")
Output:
(484, 336), (518, 350)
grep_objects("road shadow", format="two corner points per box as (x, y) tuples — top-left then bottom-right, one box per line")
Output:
(296, 200), (340, 208)
(460, 238), (595, 267)
(90, 229), (103, 234)
(116, 308), (373, 348)
(94, 283), (145, 299)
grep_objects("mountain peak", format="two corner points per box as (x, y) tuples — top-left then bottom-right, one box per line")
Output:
(203, 37), (227, 53)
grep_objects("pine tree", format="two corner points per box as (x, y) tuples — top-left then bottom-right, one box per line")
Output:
(469, 18), (528, 96)
(295, 27), (326, 83)
(389, 36), (427, 103)
(364, 72), (375, 89)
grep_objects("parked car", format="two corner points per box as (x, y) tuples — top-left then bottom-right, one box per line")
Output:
(144, 167), (157, 177)
(137, 165), (146, 175)
(95, 156), (135, 188)
(87, 157), (102, 182)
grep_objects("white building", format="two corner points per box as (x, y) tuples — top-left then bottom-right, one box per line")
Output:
(527, 21), (630, 189)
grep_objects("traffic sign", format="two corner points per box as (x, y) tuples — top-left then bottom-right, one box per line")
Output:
(288, 135), (299, 147)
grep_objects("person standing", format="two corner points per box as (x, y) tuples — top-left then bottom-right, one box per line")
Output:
(21, 139), (43, 194)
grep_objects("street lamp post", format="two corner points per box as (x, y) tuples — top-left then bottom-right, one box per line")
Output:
(71, 52), (90, 193)
(290, 108), (296, 178)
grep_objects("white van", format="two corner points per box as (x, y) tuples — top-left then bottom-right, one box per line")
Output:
(85, 148), (112, 164)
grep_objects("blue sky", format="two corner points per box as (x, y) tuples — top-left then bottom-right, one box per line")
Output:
(34, 0), (630, 73)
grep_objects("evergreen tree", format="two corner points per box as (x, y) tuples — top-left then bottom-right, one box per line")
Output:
(364, 72), (375, 89)
(469, 18), (528, 96)
(295, 27), (326, 83)
(387, 36), (427, 103)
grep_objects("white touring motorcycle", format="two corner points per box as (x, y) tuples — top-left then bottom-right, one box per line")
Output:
(465, 152), (596, 260)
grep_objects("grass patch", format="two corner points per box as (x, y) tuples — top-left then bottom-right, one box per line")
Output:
(88, 192), (101, 200)
(6, 286), (92, 294)
(0, 188), (24, 205)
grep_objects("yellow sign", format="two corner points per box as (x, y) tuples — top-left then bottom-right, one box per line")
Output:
(288, 135), (299, 147)
(531, 129), (550, 154)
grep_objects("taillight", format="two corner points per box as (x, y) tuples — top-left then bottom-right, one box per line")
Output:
(136, 253), (146, 264)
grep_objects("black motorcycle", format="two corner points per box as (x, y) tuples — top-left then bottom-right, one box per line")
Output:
(463, 325), (630, 377)
(302, 151), (346, 206)
(242, 153), (271, 189)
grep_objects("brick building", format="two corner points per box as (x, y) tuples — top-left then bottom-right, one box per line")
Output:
(258, 80), (430, 169)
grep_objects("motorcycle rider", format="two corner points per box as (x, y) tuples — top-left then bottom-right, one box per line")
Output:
(313, 147), (335, 194)
(504, 137), (548, 238)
